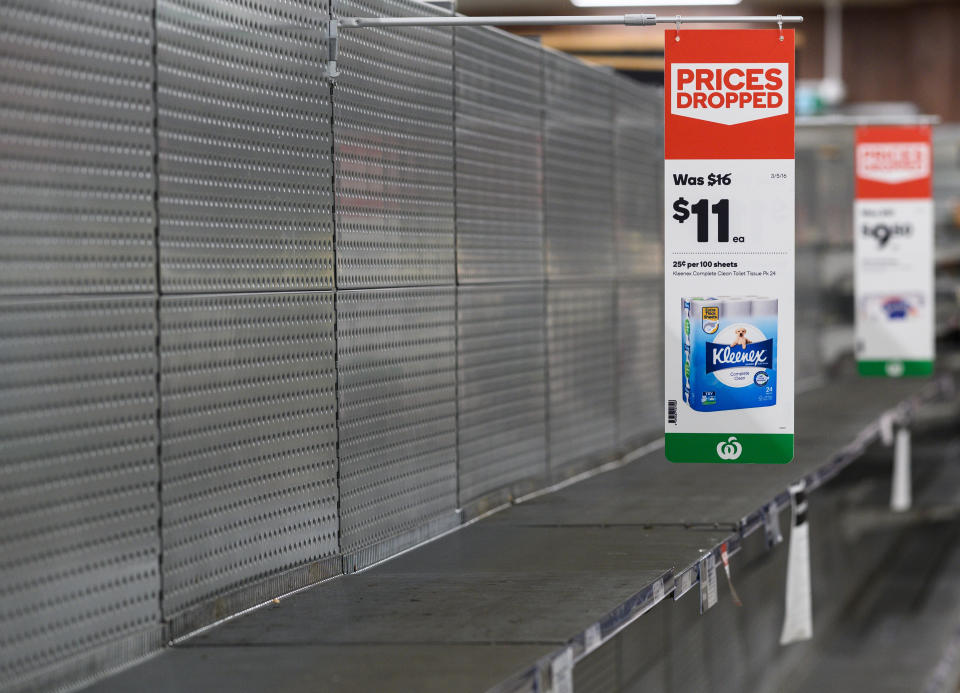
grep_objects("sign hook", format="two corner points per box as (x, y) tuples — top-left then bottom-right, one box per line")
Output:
(777, 14), (784, 41)
(675, 15), (681, 41)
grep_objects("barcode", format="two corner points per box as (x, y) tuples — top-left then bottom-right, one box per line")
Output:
(667, 399), (678, 424)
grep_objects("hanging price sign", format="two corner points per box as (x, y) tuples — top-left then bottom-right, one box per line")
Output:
(663, 29), (795, 464)
(854, 125), (935, 377)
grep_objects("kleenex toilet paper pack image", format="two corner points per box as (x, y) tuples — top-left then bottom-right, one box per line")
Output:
(683, 297), (778, 412)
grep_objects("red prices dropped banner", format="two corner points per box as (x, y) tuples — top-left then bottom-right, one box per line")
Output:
(664, 29), (795, 160)
(855, 125), (932, 199)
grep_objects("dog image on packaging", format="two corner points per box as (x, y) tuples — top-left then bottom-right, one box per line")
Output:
(682, 297), (778, 412)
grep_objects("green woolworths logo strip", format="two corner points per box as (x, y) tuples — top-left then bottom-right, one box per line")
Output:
(666, 433), (794, 464)
(857, 360), (933, 377)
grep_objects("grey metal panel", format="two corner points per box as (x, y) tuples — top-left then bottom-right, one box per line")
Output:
(0, 0), (155, 295)
(796, 245), (824, 382)
(84, 643), (553, 693)
(194, 523), (693, 646)
(617, 600), (668, 693)
(546, 282), (617, 473)
(614, 80), (663, 280)
(0, 296), (160, 687)
(617, 278), (663, 447)
(159, 292), (338, 617)
(337, 287), (458, 558)
(796, 125), (855, 247)
(156, 0), (334, 293)
(573, 640), (618, 693)
(333, 0), (455, 289)
(793, 128), (842, 379)
(457, 284), (548, 508)
(543, 52), (615, 280)
(455, 27), (544, 283)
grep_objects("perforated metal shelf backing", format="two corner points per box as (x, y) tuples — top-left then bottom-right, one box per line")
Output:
(457, 284), (547, 507)
(159, 293), (338, 617)
(332, 0), (455, 289)
(573, 638), (618, 693)
(617, 278), (664, 447)
(156, 0), (333, 293)
(615, 80), (663, 280)
(543, 51), (616, 281)
(0, 0), (155, 295)
(337, 288), (457, 554)
(796, 125), (855, 247)
(547, 282), (617, 472)
(455, 26), (544, 284)
(796, 245), (824, 381)
(0, 297), (159, 686)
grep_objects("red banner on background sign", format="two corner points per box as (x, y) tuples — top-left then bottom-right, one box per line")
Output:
(664, 29), (795, 160)
(855, 126), (932, 199)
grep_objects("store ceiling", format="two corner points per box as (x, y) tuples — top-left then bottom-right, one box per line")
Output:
(459, 0), (918, 11)
(455, 0), (921, 76)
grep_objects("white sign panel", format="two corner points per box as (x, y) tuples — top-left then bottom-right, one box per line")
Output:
(664, 29), (795, 464)
(854, 126), (935, 377)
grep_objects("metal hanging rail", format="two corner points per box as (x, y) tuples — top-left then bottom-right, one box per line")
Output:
(337, 14), (804, 28)
(326, 13), (802, 78)
(797, 114), (941, 127)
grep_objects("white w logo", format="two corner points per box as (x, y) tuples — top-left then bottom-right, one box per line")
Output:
(716, 436), (743, 460)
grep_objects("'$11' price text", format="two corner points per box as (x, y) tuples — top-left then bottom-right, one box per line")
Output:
(672, 197), (743, 244)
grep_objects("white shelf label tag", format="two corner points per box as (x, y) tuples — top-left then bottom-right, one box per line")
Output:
(720, 542), (743, 607)
(675, 567), (696, 600)
(653, 578), (666, 604)
(551, 647), (574, 693)
(781, 482), (813, 644)
(764, 503), (783, 549)
(584, 624), (602, 654)
(700, 553), (718, 613)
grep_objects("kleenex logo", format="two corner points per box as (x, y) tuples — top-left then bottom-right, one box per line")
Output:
(705, 339), (773, 373)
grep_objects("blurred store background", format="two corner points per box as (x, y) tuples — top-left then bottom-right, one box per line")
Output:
(460, 0), (960, 372)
